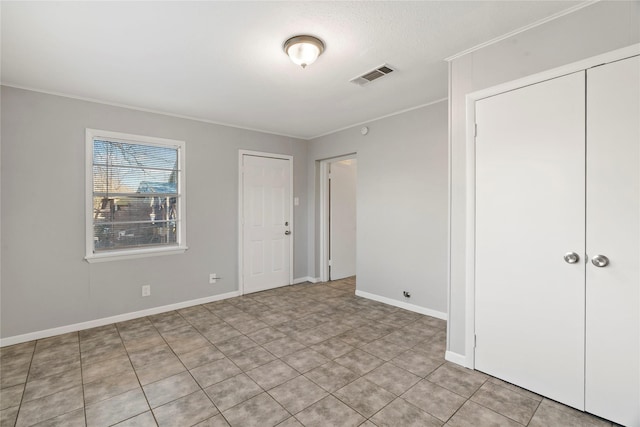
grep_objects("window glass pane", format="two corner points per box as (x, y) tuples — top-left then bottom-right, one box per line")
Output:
(94, 140), (178, 170)
(94, 222), (178, 252)
(93, 166), (177, 195)
(92, 196), (178, 225)
(91, 136), (181, 254)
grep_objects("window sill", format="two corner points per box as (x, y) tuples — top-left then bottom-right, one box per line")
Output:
(85, 246), (188, 263)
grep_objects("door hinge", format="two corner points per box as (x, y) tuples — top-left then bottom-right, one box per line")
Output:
(328, 259), (332, 266)
(474, 123), (478, 138)
(474, 334), (477, 348)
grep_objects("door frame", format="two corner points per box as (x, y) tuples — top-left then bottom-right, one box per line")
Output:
(238, 150), (294, 295)
(318, 153), (357, 282)
(460, 44), (640, 369)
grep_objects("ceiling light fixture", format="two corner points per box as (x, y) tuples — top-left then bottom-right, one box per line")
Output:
(283, 35), (325, 69)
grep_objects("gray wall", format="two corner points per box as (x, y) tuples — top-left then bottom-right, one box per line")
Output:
(307, 101), (449, 315)
(1, 87), (308, 339)
(448, 1), (640, 357)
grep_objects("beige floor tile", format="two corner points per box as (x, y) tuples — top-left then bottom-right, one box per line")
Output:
(275, 417), (302, 427)
(304, 361), (359, 393)
(152, 390), (218, 427)
(135, 357), (186, 386)
(246, 360), (299, 390)
(309, 338), (354, 359)
(222, 392), (289, 427)
(122, 335), (167, 354)
(445, 400), (521, 427)
(227, 346), (277, 371)
(1, 406), (19, 427)
(162, 326), (211, 355)
(370, 397), (443, 427)
(281, 348), (328, 374)
(233, 319), (270, 335)
(487, 377), (542, 402)
(0, 384), (24, 410)
(85, 388), (149, 427)
(391, 348), (444, 378)
(360, 338), (408, 361)
(333, 377), (395, 418)
(81, 354), (134, 384)
(0, 342), (35, 359)
(470, 381), (540, 424)
(204, 373), (263, 412)
(194, 414), (230, 427)
(334, 349), (384, 376)
(83, 370), (140, 405)
(15, 385), (84, 427)
(128, 345), (175, 370)
(268, 376), (328, 415)
(113, 410), (157, 426)
(32, 408), (86, 427)
(364, 362), (421, 396)
(402, 379), (466, 422)
(427, 362), (488, 398)
(176, 344), (225, 370)
(28, 355), (81, 381)
(246, 327), (286, 345)
(262, 337), (306, 358)
(148, 311), (189, 334)
(294, 395), (365, 427)
(190, 358), (242, 388)
(142, 371), (200, 408)
(528, 399), (612, 427)
(215, 335), (258, 356)
(1, 362), (30, 389)
(80, 341), (127, 366)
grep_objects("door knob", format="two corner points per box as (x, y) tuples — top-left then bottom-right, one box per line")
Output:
(285, 230), (291, 235)
(564, 252), (580, 264)
(591, 255), (609, 268)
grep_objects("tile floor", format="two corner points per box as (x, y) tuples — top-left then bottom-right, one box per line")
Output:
(0, 277), (615, 427)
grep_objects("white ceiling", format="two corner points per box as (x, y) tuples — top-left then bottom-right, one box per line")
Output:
(1, 1), (587, 139)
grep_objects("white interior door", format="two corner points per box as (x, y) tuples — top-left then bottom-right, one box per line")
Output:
(475, 72), (586, 409)
(242, 154), (291, 294)
(585, 56), (639, 427)
(329, 159), (357, 280)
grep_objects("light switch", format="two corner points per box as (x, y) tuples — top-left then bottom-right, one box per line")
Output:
(294, 197), (299, 206)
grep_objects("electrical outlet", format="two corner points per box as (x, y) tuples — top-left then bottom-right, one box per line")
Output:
(209, 273), (217, 284)
(142, 285), (151, 297)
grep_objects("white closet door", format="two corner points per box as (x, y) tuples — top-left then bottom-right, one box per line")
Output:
(585, 55), (639, 427)
(475, 72), (586, 409)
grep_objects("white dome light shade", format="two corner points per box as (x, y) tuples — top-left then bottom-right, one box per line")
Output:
(283, 35), (325, 69)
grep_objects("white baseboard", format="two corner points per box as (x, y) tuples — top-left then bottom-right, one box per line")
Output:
(292, 276), (320, 284)
(355, 290), (447, 320)
(0, 291), (241, 347)
(445, 350), (471, 368)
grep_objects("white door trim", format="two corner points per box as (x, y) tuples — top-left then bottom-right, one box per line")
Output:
(238, 150), (294, 295)
(461, 43), (640, 369)
(318, 153), (357, 282)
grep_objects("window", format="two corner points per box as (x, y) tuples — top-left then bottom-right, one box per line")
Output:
(85, 129), (186, 262)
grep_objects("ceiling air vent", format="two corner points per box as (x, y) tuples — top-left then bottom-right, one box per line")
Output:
(350, 64), (395, 86)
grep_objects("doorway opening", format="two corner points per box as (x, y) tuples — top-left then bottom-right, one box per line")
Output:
(319, 155), (357, 282)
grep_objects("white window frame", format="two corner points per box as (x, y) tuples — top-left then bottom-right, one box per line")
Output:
(85, 129), (187, 263)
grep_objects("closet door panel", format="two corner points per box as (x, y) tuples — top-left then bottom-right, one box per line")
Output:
(475, 72), (586, 409)
(586, 55), (639, 427)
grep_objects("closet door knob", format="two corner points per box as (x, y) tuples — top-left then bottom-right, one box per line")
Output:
(591, 255), (609, 268)
(564, 252), (580, 264)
